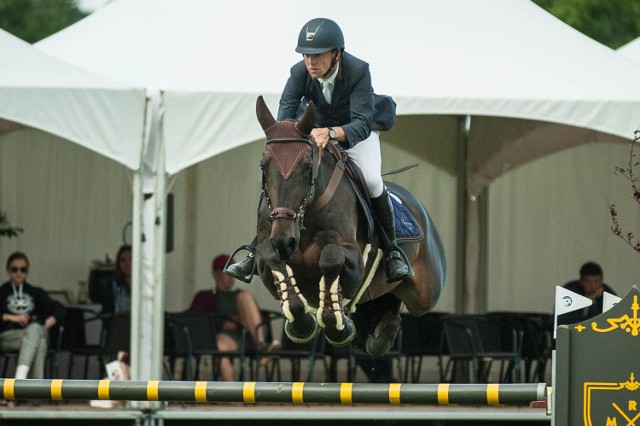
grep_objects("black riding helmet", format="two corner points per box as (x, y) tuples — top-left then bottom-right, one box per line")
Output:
(295, 18), (344, 54)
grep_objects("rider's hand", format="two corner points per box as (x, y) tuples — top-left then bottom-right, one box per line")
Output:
(310, 127), (330, 150)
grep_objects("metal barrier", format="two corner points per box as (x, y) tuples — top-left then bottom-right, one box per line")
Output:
(0, 379), (546, 406)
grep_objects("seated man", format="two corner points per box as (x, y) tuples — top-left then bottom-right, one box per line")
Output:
(558, 261), (617, 325)
(189, 254), (278, 381)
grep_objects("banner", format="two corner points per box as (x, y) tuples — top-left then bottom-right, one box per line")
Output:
(554, 286), (593, 338)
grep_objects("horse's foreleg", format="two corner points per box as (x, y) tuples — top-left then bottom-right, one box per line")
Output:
(273, 266), (319, 343)
(256, 241), (318, 343)
(317, 244), (362, 347)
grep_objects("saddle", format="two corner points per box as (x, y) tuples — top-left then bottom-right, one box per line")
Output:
(314, 142), (423, 242)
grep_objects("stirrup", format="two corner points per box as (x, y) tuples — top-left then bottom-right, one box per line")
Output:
(383, 248), (414, 283)
(223, 244), (256, 283)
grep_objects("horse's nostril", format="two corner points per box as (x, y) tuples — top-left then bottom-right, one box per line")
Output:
(270, 236), (297, 260)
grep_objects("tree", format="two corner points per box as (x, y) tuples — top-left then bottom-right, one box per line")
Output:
(533, 0), (640, 49)
(0, 0), (87, 43)
(610, 131), (640, 255)
(0, 211), (23, 238)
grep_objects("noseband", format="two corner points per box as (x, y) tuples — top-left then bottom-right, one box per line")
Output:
(262, 137), (320, 229)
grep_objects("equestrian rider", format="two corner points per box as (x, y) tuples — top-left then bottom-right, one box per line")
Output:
(225, 17), (413, 284)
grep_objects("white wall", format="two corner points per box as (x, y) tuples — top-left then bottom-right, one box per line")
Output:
(487, 141), (640, 312)
(0, 128), (132, 299)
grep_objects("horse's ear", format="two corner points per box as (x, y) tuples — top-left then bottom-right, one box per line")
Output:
(296, 101), (316, 135)
(256, 96), (276, 131)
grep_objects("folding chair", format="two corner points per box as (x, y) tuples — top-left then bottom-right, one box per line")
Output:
(400, 311), (448, 383)
(254, 316), (325, 382)
(166, 311), (249, 381)
(441, 314), (521, 383)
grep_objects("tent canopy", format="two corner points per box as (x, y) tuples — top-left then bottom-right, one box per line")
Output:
(0, 29), (146, 170)
(37, 0), (640, 188)
(618, 37), (640, 60)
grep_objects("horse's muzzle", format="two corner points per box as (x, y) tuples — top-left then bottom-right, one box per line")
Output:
(270, 235), (297, 261)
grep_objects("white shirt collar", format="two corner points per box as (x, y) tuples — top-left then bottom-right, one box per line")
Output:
(318, 62), (339, 86)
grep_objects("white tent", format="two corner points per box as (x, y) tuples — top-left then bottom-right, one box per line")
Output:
(0, 27), (149, 382)
(618, 37), (640, 61)
(38, 0), (640, 182)
(32, 0), (640, 380)
(0, 29), (145, 169)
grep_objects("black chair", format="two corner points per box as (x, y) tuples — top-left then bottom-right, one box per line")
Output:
(441, 314), (521, 383)
(247, 309), (282, 380)
(324, 331), (403, 383)
(255, 320), (326, 382)
(487, 311), (553, 383)
(46, 321), (65, 378)
(400, 311), (448, 383)
(59, 306), (105, 379)
(166, 311), (249, 381)
(164, 313), (197, 380)
(100, 313), (131, 374)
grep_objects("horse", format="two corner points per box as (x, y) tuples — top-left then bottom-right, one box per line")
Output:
(253, 95), (446, 356)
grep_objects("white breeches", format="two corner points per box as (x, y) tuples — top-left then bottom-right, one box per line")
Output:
(345, 131), (384, 197)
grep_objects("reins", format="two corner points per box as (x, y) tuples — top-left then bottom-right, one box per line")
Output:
(306, 142), (346, 215)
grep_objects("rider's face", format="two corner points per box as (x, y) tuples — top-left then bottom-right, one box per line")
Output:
(303, 50), (338, 79)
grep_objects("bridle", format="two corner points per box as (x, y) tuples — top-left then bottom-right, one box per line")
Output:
(262, 137), (320, 230)
(261, 137), (347, 231)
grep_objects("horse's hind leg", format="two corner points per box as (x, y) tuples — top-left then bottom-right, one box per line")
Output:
(317, 244), (361, 347)
(354, 293), (402, 356)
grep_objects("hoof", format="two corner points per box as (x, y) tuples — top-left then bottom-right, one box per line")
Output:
(365, 333), (395, 356)
(365, 312), (400, 356)
(284, 314), (319, 344)
(324, 317), (356, 347)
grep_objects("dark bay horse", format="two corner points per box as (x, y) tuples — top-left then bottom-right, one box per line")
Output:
(254, 96), (446, 355)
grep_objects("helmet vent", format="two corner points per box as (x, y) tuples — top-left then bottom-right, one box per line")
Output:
(305, 21), (326, 42)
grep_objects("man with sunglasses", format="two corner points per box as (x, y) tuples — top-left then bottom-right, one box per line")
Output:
(0, 251), (66, 381)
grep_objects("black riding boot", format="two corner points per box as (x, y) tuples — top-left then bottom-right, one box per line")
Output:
(224, 252), (256, 283)
(370, 190), (414, 283)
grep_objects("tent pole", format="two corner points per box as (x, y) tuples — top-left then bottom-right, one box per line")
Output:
(152, 98), (167, 382)
(461, 116), (488, 314)
(130, 169), (143, 382)
(455, 116), (469, 313)
(129, 95), (155, 386)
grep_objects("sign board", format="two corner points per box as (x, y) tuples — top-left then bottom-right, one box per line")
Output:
(555, 286), (640, 425)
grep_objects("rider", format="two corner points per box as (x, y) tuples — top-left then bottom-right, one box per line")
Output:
(225, 17), (413, 284)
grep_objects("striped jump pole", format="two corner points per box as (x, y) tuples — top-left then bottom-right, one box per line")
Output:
(0, 379), (546, 406)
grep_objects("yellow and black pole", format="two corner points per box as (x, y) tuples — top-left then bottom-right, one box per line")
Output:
(0, 379), (546, 406)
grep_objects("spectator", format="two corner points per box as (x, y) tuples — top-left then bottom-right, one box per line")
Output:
(189, 254), (279, 381)
(0, 251), (66, 380)
(99, 245), (132, 314)
(559, 261), (616, 325)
